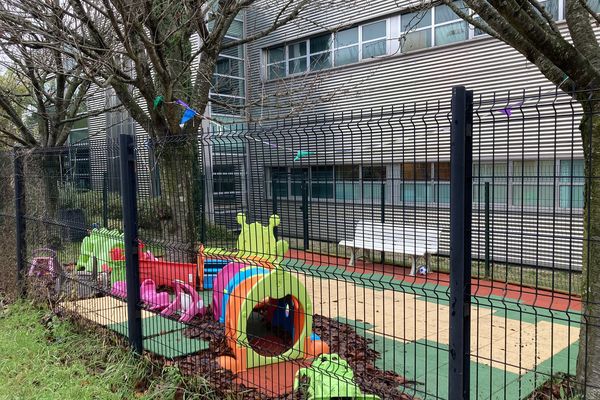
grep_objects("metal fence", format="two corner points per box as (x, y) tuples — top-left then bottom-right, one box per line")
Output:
(0, 86), (593, 399)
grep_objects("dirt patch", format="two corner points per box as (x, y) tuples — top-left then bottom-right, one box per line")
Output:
(526, 373), (581, 400)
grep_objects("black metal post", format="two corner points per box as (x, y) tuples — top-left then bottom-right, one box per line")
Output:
(302, 176), (309, 250)
(380, 182), (386, 263)
(199, 173), (207, 244)
(102, 172), (108, 228)
(119, 133), (143, 354)
(484, 181), (490, 279)
(272, 175), (278, 240)
(13, 148), (26, 298)
(448, 86), (473, 400)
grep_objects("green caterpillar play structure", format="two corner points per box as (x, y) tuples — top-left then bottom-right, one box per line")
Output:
(77, 228), (126, 282)
(203, 213), (289, 263)
(294, 354), (381, 400)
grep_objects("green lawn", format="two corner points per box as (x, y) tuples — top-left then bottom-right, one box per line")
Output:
(0, 300), (219, 400)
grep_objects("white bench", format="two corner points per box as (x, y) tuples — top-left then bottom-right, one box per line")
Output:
(339, 220), (439, 275)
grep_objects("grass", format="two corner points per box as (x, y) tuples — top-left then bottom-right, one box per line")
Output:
(0, 298), (221, 400)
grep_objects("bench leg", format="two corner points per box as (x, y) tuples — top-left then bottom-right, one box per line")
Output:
(410, 256), (416, 276)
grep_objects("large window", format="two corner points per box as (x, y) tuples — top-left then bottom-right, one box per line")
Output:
(265, 19), (387, 78)
(209, 14), (245, 117)
(267, 159), (585, 210)
(400, 1), (468, 52)
(266, 165), (387, 202)
(263, 0), (582, 76)
(62, 119), (91, 190)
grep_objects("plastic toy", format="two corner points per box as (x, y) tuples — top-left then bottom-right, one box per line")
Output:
(77, 228), (126, 282)
(28, 248), (60, 278)
(293, 354), (380, 399)
(212, 262), (247, 321)
(111, 279), (170, 311)
(203, 213), (289, 264)
(214, 265), (328, 373)
(161, 280), (206, 323)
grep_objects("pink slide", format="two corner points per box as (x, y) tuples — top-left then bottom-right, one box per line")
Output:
(111, 279), (170, 312)
(161, 280), (205, 323)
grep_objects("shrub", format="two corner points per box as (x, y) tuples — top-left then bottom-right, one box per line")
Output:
(138, 197), (172, 230)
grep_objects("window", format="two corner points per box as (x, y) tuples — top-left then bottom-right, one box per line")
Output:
(310, 34), (332, 70)
(210, 15), (245, 119)
(213, 164), (237, 194)
(267, 46), (286, 79)
(334, 27), (359, 66)
(267, 165), (387, 202)
(264, 19), (387, 78)
(559, 159), (584, 209)
(538, 0), (559, 20)
(396, 162), (449, 204)
(434, 2), (468, 45)
(512, 160), (555, 207)
(363, 165), (386, 201)
(335, 165), (360, 199)
(473, 162), (508, 204)
(400, 1), (467, 52)
(361, 21), (387, 58)
(288, 42), (308, 74)
(401, 10), (432, 52)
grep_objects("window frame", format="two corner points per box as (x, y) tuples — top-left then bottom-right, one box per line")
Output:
(263, 19), (389, 79)
(400, 2), (469, 52)
(558, 159), (585, 209)
(266, 164), (389, 203)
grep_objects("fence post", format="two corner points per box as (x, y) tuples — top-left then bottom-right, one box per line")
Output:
(119, 133), (143, 354)
(13, 148), (26, 298)
(484, 181), (490, 278)
(199, 173), (207, 244)
(380, 181), (386, 263)
(449, 86), (473, 400)
(272, 175), (278, 240)
(102, 172), (108, 228)
(302, 176), (309, 250)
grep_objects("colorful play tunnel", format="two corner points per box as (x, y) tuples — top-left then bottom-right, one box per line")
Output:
(213, 262), (329, 373)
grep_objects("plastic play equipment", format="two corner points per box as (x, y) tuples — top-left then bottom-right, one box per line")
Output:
(28, 248), (60, 278)
(161, 280), (206, 323)
(78, 228), (207, 290)
(214, 264), (328, 373)
(203, 213), (289, 264)
(293, 354), (380, 400)
(77, 228), (126, 282)
(111, 279), (170, 311)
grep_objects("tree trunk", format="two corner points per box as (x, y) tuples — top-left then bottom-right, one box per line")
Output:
(156, 137), (201, 262)
(41, 153), (60, 219)
(576, 101), (600, 398)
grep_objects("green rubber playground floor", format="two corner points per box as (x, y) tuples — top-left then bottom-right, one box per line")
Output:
(61, 293), (212, 360)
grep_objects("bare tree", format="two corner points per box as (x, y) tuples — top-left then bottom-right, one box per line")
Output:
(0, 0), (311, 255)
(0, 34), (121, 219)
(424, 0), (600, 395)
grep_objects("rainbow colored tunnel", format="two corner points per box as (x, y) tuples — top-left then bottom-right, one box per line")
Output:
(212, 262), (329, 373)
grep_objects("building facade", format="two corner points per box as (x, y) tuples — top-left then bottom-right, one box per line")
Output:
(239, 0), (592, 271)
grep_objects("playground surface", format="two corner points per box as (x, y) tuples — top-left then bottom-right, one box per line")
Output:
(282, 252), (581, 400)
(60, 251), (580, 400)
